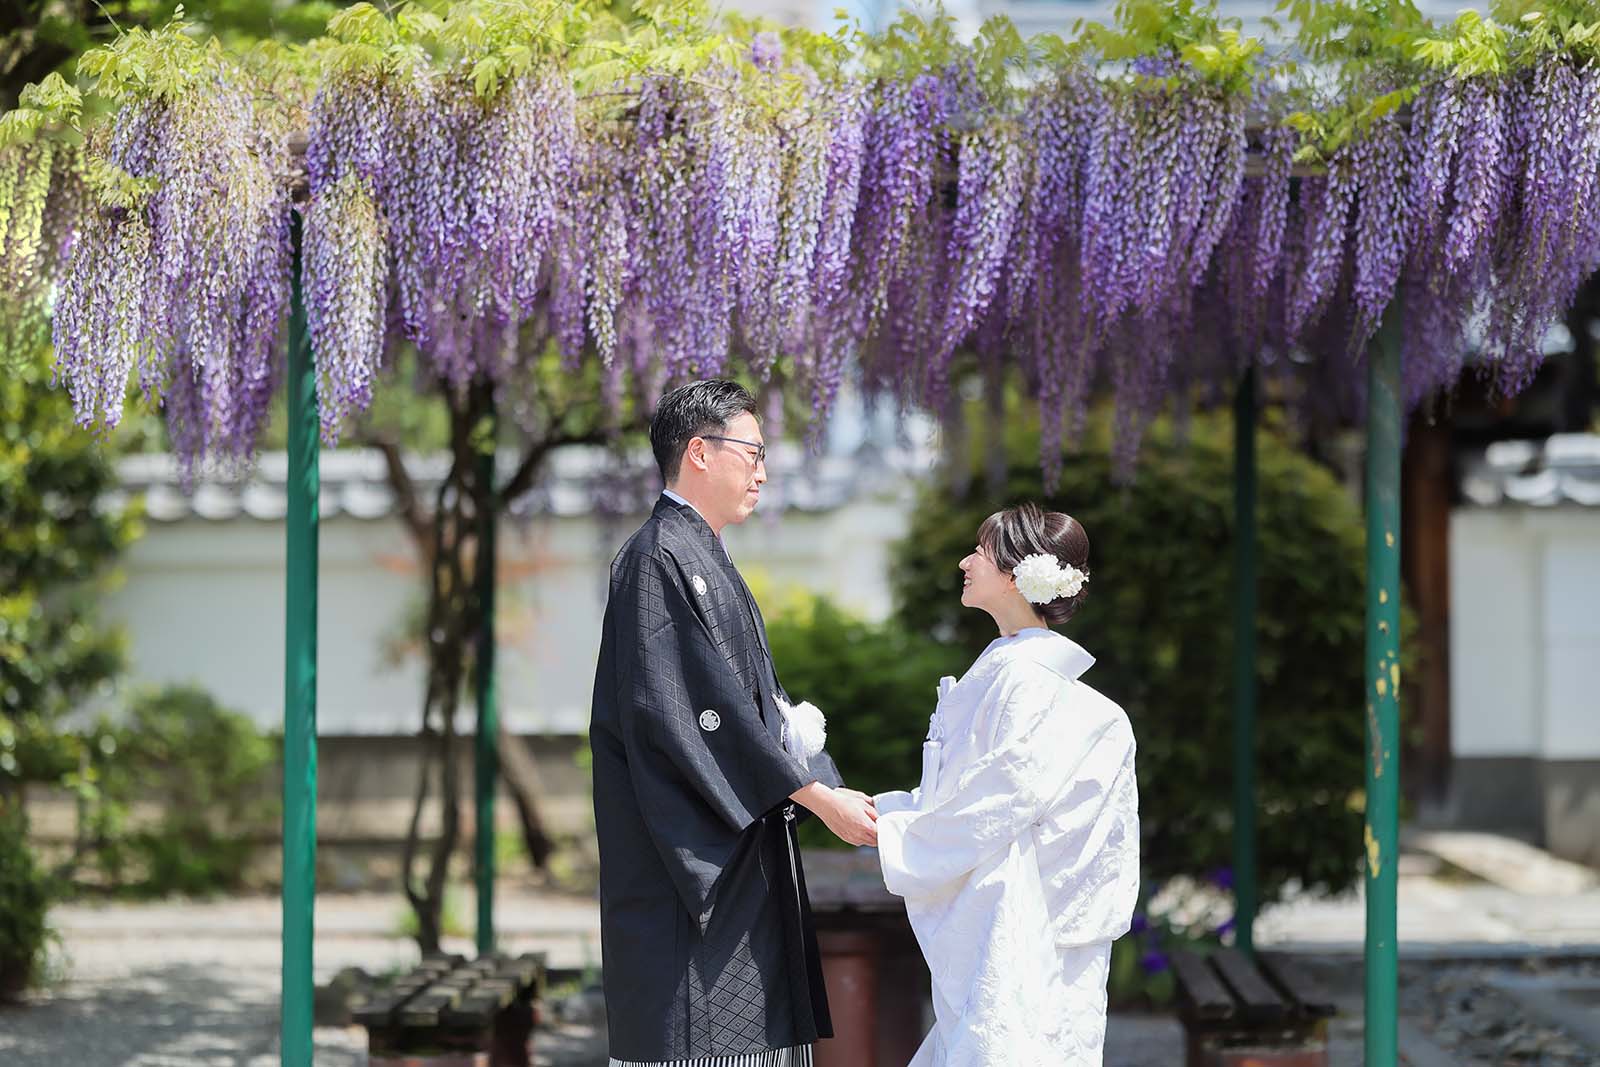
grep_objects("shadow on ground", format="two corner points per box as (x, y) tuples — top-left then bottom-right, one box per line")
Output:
(0, 962), (365, 1067)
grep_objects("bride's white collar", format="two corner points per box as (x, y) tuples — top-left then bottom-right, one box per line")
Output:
(986, 628), (1096, 683)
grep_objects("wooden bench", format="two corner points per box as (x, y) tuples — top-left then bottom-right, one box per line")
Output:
(353, 952), (546, 1067)
(1171, 948), (1337, 1067)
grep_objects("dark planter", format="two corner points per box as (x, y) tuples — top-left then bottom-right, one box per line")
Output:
(803, 848), (929, 1067)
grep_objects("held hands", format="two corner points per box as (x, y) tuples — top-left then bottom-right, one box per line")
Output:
(790, 782), (878, 847)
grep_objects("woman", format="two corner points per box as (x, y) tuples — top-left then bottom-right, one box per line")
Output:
(874, 503), (1140, 1067)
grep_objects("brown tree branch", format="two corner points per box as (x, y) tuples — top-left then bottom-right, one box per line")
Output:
(497, 413), (651, 510)
(372, 438), (431, 549)
(496, 725), (555, 870)
(403, 473), (457, 954)
(422, 464), (469, 951)
(401, 719), (437, 948)
(496, 430), (598, 510)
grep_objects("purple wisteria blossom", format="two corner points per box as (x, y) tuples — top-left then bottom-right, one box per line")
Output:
(39, 22), (1600, 478)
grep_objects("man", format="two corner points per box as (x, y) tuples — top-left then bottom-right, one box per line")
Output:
(591, 379), (879, 1067)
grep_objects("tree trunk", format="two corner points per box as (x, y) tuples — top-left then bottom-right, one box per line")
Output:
(496, 725), (555, 869)
(400, 385), (488, 955)
(380, 374), (648, 948)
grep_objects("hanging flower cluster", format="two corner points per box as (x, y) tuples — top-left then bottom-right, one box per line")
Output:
(42, 24), (292, 469)
(303, 58), (585, 433)
(25, 0), (1600, 478)
(0, 75), (89, 368)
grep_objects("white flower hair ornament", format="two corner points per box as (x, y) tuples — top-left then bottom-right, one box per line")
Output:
(1011, 553), (1089, 605)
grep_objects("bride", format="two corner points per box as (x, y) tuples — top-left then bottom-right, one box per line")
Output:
(873, 503), (1140, 1067)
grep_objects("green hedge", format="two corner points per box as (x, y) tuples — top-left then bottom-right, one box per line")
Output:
(80, 685), (280, 896)
(765, 595), (970, 849)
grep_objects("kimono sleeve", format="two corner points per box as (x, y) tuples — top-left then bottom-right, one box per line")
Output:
(872, 789), (919, 815)
(876, 672), (1117, 900)
(613, 551), (812, 917)
(1053, 733), (1141, 946)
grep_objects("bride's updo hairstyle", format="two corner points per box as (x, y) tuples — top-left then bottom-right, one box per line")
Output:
(977, 502), (1092, 627)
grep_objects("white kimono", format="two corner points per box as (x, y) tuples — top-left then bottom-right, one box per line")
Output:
(874, 629), (1139, 1067)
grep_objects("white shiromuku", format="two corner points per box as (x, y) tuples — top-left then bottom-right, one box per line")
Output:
(874, 628), (1140, 1067)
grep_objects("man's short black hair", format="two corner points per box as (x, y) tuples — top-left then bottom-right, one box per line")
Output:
(650, 379), (760, 484)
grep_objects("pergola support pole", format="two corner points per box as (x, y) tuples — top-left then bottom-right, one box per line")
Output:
(1232, 365), (1259, 956)
(475, 402), (499, 956)
(281, 209), (320, 1067)
(1364, 307), (1404, 1066)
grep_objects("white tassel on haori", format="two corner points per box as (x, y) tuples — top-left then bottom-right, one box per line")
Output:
(775, 694), (827, 764)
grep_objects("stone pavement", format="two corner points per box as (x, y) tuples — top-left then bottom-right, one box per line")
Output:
(3, 833), (1596, 1066)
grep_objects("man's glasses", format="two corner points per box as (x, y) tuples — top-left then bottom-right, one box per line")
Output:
(701, 435), (767, 466)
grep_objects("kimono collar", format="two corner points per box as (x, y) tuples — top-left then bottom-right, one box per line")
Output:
(994, 628), (1096, 682)
(655, 494), (730, 559)
(662, 488), (704, 521)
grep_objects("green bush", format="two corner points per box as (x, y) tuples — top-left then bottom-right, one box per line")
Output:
(81, 685), (280, 896)
(765, 596), (969, 849)
(890, 405), (1391, 901)
(1, 347), (137, 800)
(0, 799), (53, 1000)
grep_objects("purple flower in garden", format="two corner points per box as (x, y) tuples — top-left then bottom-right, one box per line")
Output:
(751, 32), (782, 72)
(1445, 79), (1507, 274)
(1, 140), (85, 366)
(35, 10), (1598, 480)
(851, 72), (942, 338)
(54, 79), (294, 477)
(1130, 913), (1150, 936)
(933, 121), (1025, 393)
(1214, 916), (1237, 939)
(303, 171), (387, 441)
(1209, 866), (1234, 891)
(1140, 950), (1171, 975)
(807, 84), (867, 426)
(1350, 120), (1409, 342)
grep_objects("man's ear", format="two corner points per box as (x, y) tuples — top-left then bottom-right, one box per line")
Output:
(684, 437), (709, 473)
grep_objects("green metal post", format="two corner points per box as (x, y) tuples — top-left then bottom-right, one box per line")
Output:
(1364, 308), (1403, 1066)
(475, 404), (499, 956)
(1232, 366), (1258, 957)
(281, 209), (319, 1067)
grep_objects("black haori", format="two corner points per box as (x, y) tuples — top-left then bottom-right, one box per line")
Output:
(590, 496), (838, 1060)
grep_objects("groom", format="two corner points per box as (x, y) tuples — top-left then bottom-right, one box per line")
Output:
(590, 379), (878, 1066)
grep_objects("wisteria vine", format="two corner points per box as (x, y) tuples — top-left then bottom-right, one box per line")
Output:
(12, 0), (1600, 480)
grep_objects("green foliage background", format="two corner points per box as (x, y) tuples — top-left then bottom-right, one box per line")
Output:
(3, 1), (344, 110)
(0, 799), (52, 1000)
(766, 596), (970, 849)
(890, 404), (1386, 900)
(768, 402), (1404, 902)
(76, 685), (281, 896)
(0, 348), (139, 796)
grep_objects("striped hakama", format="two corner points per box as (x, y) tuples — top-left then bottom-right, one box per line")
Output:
(608, 1045), (814, 1067)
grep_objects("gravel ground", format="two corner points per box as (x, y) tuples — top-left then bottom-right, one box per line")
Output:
(0, 975), (1192, 1067)
(1400, 958), (1600, 1066)
(4, 875), (1594, 1067)
(7, 954), (1578, 1067)
(0, 951), (1349, 1067)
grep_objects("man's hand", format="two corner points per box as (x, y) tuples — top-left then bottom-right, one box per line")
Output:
(790, 782), (878, 847)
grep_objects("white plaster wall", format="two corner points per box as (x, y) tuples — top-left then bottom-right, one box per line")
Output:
(102, 491), (914, 737)
(1450, 507), (1600, 760)
(1539, 516), (1600, 760)
(1450, 509), (1543, 756)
